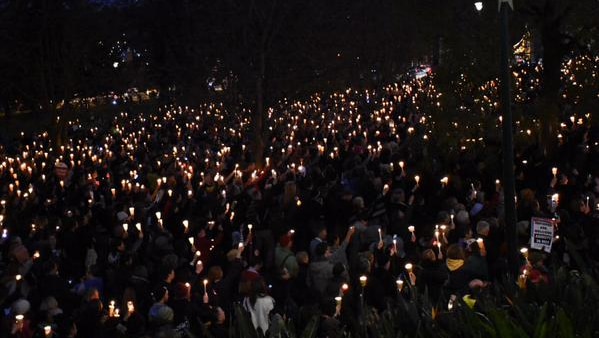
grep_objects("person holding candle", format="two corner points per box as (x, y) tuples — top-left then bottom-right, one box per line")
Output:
(364, 243), (398, 312)
(463, 239), (489, 281)
(416, 249), (447, 303)
(307, 227), (355, 297)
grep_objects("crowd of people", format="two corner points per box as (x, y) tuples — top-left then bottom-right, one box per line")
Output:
(0, 68), (598, 338)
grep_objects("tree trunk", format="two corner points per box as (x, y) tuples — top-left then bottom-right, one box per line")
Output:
(538, 20), (563, 157)
(253, 50), (266, 168)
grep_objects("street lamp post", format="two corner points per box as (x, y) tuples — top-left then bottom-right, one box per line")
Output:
(498, 0), (518, 277)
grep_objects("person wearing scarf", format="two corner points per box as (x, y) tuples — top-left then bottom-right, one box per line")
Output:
(444, 244), (474, 297)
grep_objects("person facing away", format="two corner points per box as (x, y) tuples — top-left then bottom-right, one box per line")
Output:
(242, 277), (275, 336)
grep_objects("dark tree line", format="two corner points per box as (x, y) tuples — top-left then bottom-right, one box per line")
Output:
(0, 0), (597, 152)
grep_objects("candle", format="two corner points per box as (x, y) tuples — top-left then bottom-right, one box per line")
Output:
(135, 223), (142, 232)
(183, 220), (189, 232)
(248, 224), (253, 233)
(440, 176), (448, 187)
(44, 325), (52, 337)
(203, 279), (208, 295)
(334, 296), (342, 306)
(396, 279), (404, 291)
(414, 175), (420, 185)
(123, 223), (129, 232)
(359, 275), (368, 287)
(15, 274), (22, 281)
(188, 237), (194, 246)
(586, 196), (590, 208)
(520, 247), (528, 260)
(111, 188), (116, 198)
(341, 283), (349, 294)
(155, 211), (161, 220)
(518, 269), (528, 289)
(405, 263), (413, 273)
(129, 207), (134, 217)
(109, 300), (115, 317)
(15, 314), (24, 323)
(378, 228), (383, 242)
(127, 301), (134, 313)
(551, 167), (558, 177)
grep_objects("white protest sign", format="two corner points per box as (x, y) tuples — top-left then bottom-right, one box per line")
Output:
(530, 217), (554, 253)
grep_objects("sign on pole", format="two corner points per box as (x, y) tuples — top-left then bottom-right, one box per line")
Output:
(530, 217), (554, 253)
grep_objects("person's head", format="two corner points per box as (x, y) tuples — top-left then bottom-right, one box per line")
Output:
(315, 224), (327, 240)
(152, 285), (169, 303)
(352, 196), (365, 210)
(158, 266), (175, 284)
(332, 262), (345, 278)
(87, 265), (100, 278)
(455, 210), (470, 227)
(250, 255), (263, 269)
(422, 249), (436, 262)
(446, 244), (465, 261)
(315, 242), (329, 259)
(279, 234), (293, 249)
(476, 221), (490, 237)
(208, 266), (223, 283)
(84, 288), (100, 302)
(43, 259), (59, 276)
(296, 251), (309, 265)
(320, 299), (337, 317)
(56, 316), (77, 338)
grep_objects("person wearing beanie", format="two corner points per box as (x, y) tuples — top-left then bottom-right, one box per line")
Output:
(148, 285), (174, 329)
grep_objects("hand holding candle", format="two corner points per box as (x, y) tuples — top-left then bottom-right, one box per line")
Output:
(408, 225), (416, 242)
(396, 279), (404, 292)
